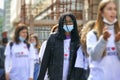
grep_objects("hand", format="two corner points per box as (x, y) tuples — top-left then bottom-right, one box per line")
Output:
(103, 27), (111, 40)
(5, 73), (10, 80)
(115, 32), (120, 42)
(29, 78), (33, 80)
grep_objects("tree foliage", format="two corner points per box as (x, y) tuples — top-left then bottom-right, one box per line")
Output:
(0, 16), (3, 27)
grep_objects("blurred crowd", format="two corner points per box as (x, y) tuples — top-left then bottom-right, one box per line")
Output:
(1, 0), (120, 80)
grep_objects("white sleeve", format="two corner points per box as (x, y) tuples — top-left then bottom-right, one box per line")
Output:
(75, 46), (84, 68)
(39, 41), (47, 61)
(5, 56), (12, 73)
(4, 42), (11, 56)
(4, 42), (12, 73)
(86, 31), (107, 61)
(29, 44), (35, 78)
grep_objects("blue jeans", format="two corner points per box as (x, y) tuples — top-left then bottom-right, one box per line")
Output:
(34, 63), (40, 80)
(0, 69), (5, 79)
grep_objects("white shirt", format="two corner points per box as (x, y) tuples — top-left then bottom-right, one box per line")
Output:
(38, 40), (48, 80)
(75, 46), (88, 70)
(87, 25), (120, 80)
(34, 48), (39, 63)
(39, 40), (47, 62)
(62, 39), (70, 80)
(4, 42), (35, 80)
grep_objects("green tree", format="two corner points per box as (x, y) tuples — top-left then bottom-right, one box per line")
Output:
(0, 16), (3, 39)
(0, 16), (3, 27)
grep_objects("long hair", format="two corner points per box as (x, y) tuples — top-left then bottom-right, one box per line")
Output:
(57, 13), (80, 44)
(30, 34), (41, 51)
(13, 26), (29, 44)
(94, 0), (120, 38)
(51, 24), (58, 33)
(81, 20), (96, 57)
(94, 0), (120, 57)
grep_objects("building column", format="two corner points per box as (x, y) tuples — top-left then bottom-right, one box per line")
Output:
(88, 0), (101, 20)
(3, 0), (11, 39)
(82, 0), (88, 23)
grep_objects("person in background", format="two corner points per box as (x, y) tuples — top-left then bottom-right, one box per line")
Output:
(38, 13), (80, 80)
(38, 24), (58, 80)
(4, 25), (35, 80)
(73, 20), (95, 80)
(0, 37), (8, 80)
(81, 20), (96, 57)
(86, 0), (120, 80)
(80, 20), (96, 79)
(30, 33), (41, 80)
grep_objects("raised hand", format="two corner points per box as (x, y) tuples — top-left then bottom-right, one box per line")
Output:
(5, 73), (10, 80)
(29, 78), (33, 80)
(115, 32), (120, 42)
(103, 27), (111, 40)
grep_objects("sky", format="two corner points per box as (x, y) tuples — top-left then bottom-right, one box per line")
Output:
(0, 0), (4, 9)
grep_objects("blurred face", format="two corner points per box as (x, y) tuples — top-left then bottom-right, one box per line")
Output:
(63, 16), (74, 33)
(64, 16), (73, 25)
(30, 36), (36, 43)
(19, 29), (28, 39)
(102, 2), (117, 22)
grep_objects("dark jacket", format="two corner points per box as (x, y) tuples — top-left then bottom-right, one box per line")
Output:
(0, 45), (6, 68)
(38, 34), (79, 80)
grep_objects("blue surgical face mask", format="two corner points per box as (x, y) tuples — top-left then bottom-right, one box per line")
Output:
(31, 42), (36, 46)
(19, 36), (25, 42)
(63, 25), (74, 32)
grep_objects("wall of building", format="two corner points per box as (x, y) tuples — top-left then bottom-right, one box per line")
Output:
(3, 0), (11, 39)
(88, 0), (101, 20)
(10, 0), (21, 24)
(34, 0), (83, 20)
(0, 9), (4, 39)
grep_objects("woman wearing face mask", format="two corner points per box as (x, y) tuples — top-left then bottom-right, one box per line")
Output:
(86, 0), (120, 80)
(37, 13), (80, 80)
(30, 34), (41, 80)
(4, 25), (35, 80)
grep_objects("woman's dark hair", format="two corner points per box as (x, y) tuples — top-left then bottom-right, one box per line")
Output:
(13, 26), (29, 44)
(57, 12), (80, 43)
(2, 37), (8, 44)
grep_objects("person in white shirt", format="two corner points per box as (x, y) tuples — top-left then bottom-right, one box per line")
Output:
(86, 0), (120, 80)
(4, 25), (35, 80)
(76, 20), (96, 79)
(38, 13), (80, 80)
(30, 33), (41, 80)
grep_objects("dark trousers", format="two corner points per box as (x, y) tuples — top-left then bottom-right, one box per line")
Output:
(70, 67), (87, 80)
(0, 69), (5, 80)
